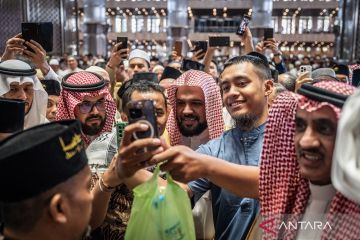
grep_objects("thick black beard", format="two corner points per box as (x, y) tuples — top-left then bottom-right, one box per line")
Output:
(233, 113), (258, 131)
(177, 120), (208, 137)
(82, 115), (106, 136)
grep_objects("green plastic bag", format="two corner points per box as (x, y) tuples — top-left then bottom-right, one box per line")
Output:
(125, 166), (196, 240)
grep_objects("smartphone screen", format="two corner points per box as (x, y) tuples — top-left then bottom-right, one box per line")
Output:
(117, 37), (128, 50)
(181, 59), (205, 71)
(192, 41), (208, 53)
(236, 15), (251, 36)
(21, 22), (53, 52)
(263, 28), (274, 40)
(208, 36), (230, 47)
(132, 72), (159, 83)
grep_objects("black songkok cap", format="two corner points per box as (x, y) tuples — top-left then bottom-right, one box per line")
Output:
(333, 64), (350, 77)
(160, 66), (182, 81)
(0, 99), (25, 133)
(117, 79), (133, 99)
(0, 120), (88, 203)
(41, 80), (61, 96)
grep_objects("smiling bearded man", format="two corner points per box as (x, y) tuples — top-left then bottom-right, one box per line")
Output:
(56, 71), (116, 147)
(166, 70), (224, 149)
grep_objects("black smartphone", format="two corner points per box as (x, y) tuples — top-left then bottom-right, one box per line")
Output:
(126, 100), (159, 140)
(263, 28), (274, 40)
(21, 22), (53, 52)
(115, 121), (128, 147)
(181, 59), (205, 71)
(208, 36), (230, 47)
(117, 37), (128, 50)
(191, 41), (208, 53)
(236, 15), (251, 36)
(132, 72), (159, 83)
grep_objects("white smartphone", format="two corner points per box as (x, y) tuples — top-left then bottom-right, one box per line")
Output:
(299, 65), (312, 75)
(123, 60), (129, 70)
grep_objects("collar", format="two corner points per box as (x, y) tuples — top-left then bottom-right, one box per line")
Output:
(309, 183), (337, 201)
(235, 122), (266, 137)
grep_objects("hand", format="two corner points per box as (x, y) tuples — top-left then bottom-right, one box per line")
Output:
(23, 40), (50, 75)
(149, 145), (208, 183)
(295, 71), (313, 92)
(115, 64), (129, 83)
(239, 27), (253, 43)
(263, 38), (281, 55)
(170, 50), (182, 62)
(191, 49), (206, 62)
(101, 154), (124, 187)
(1, 34), (26, 60)
(108, 44), (129, 68)
(255, 41), (265, 54)
(115, 122), (164, 179)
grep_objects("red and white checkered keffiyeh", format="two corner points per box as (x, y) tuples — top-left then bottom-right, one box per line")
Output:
(165, 70), (224, 146)
(259, 80), (360, 239)
(56, 71), (116, 146)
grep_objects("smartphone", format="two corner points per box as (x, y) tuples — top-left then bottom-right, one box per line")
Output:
(174, 41), (182, 56)
(191, 41), (208, 53)
(236, 15), (251, 36)
(208, 36), (230, 47)
(123, 60), (129, 70)
(115, 121), (128, 147)
(117, 37), (128, 50)
(126, 100), (159, 140)
(263, 28), (274, 40)
(299, 65), (312, 78)
(132, 72), (159, 83)
(21, 22), (53, 52)
(182, 59), (205, 71)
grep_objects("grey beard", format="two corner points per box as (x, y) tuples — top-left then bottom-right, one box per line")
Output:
(233, 113), (258, 131)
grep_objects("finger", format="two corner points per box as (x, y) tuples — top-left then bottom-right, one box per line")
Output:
(121, 122), (149, 146)
(119, 48), (129, 54)
(120, 138), (162, 158)
(14, 33), (22, 38)
(159, 137), (170, 150)
(159, 160), (177, 172)
(7, 38), (25, 46)
(297, 71), (310, 80)
(120, 146), (164, 167)
(7, 47), (25, 52)
(30, 40), (45, 52)
(149, 147), (178, 165)
(25, 41), (41, 53)
(113, 42), (121, 49)
(196, 52), (206, 59)
(23, 49), (36, 58)
(298, 78), (313, 84)
(120, 53), (129, 60)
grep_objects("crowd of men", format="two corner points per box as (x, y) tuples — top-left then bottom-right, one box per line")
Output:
(0, 25), (360, 240)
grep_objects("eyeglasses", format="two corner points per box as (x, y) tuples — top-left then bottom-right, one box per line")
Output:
(78, 99), (106, 114)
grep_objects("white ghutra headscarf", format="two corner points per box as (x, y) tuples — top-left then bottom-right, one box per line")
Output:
(0, 59), (48, 129)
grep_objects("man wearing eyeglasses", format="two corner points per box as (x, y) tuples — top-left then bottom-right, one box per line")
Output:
(56, 71), (117, 147)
